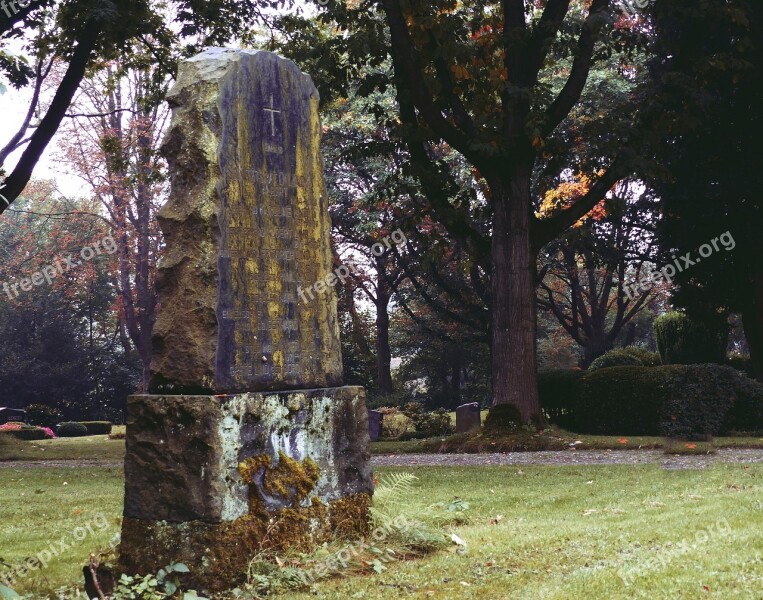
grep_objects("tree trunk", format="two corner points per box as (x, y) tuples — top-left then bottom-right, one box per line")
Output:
(375, 260), (394, 394)
(742, 272), (763, 383)
(490, 164), (540, 423)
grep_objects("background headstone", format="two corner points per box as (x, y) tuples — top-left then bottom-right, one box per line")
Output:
(149, 47), (342, 394)
(368, 409), (382, 442)
(456, 402), (481, 433)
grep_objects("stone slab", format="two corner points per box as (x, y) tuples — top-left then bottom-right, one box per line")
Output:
(123, 387), (372, 523)
(456, 402), (481, 433)
(120, 386), (372, 591)
(150, 48), (342, 394)
(368, 409), (382, 442)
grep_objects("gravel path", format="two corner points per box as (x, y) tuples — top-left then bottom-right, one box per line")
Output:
(2, 449), (763, 471)
(371, 449), (763, 470)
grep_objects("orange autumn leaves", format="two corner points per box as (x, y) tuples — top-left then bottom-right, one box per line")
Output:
(536, 171), (609, 226)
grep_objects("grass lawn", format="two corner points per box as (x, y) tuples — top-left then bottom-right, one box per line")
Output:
(0, 435), (126, 462)
(1, 463), (762, 598)
(0, 467), (124, 597)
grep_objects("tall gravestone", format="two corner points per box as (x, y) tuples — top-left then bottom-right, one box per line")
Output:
(119, 48), (372, 593)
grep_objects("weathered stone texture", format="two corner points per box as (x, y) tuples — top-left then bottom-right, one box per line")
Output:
(123, 387), (372, 523)
(150, 48), (342, 394)
(368, 409), (382, 442)
(456, 402), (481, 434)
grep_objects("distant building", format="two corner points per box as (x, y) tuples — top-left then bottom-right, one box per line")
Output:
(0, 408), (26, 425)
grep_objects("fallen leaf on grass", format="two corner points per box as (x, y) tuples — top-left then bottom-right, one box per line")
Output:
(618, 438), (628, 444)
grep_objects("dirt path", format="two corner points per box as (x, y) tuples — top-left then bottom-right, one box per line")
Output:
(372, 449), (763, 470)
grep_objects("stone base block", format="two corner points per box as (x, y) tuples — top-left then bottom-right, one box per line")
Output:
(119, 387), (372, 592)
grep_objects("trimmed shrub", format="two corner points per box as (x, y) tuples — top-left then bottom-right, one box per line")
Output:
(80, 421), (113, 435)
(57, 422), (89, 438)
(0, 423), (51, 441)
(376, 408), (411, 439)
(588, 350), (644, 371)
(727, 371), (763, 432)
(620, 347), (662, 367)
(538, 369), (583, 427)
(484, 404), (523, 432)
(576, 366), (675, 435)
(12, 427), (48, 441)
(574, 364), (763, 437)
(659, 365), (738, 440)
(25, 404), (62, 428)
(654, 312), (728, 365)
(588, 347), (661, 371)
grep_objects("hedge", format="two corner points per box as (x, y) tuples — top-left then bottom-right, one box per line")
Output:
(538, 369), (583, 427)
(12, 427), (49, 441)
(659, 365), (738, 440)
(575, 366), (673, 435)
(564, 364), (763, 437)
(0, 426), (49, 441)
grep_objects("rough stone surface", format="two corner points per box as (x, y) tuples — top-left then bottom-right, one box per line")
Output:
(119, 493), (371, 593)
(368, 409), (382, 442)
(123, 387), (372, 523)
(456, 402), (481, 434)
(150, 48), (342, 394)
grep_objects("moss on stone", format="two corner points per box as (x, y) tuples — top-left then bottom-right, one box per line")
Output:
(239, 451), (320, 507)
(119, 491), (371, 593)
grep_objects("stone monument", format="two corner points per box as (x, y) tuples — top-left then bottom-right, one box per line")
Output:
(119, 48), (372, 593)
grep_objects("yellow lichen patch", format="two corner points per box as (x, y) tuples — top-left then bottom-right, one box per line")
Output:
(239, 454), (272, 484)
(263, 451), (320, 504)
(239, 451), (321, 506)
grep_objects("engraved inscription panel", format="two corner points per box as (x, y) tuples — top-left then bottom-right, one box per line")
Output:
(214, 55), (341, 391)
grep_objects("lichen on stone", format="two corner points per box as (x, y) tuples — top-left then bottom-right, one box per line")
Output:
(239, 451), (320, 507)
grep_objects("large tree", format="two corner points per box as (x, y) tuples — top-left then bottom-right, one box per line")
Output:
(275, 0), (645, 420)
(0, 186), (140, 418)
